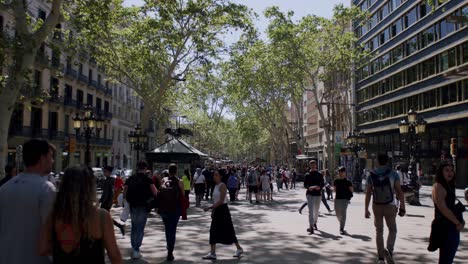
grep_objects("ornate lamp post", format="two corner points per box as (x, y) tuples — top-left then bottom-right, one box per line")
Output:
(128, 124), (148, 162)
(73, 105), (104, 167)
(398, 109), (427, 206)
(346, 130), (366, 192)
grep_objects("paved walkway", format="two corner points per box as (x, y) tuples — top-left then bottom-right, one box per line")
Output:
(109, 185), (467, 263)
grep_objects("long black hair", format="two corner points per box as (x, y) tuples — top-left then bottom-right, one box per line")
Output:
(435, 162), (455, 191)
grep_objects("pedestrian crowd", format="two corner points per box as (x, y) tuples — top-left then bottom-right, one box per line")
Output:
(0, 139), (465, 264)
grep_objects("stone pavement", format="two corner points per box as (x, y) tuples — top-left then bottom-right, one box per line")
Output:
(108, 185), (467, 264)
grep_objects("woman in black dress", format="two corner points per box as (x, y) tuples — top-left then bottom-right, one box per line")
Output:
(202, 170), (244, 260)
(429, 162), (465, 263)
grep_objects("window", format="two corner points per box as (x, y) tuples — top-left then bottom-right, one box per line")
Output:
(381, 3), (390, 20)
(79, 64), (83, 74)
(96, 98), (102, 111)
(440, 19), (456, 39)
(393, 71), (404, 89)
(98, 74), (101, 86)
(421, 57), (436, 79)
(406, 66), (418, 85)
(392, 45), (403, 62)
(392, 0), (401, 10)
(87, 93), (93, 106)
(463, 43), (468, 63)
(381, 52), (391, 69)
(104, 101), (109, 112)
(361, 1), (368, 12)
(448, 48), (457, 69)
(370, 60), (379, 74)
(34, 70), (41, 91)
(77, 90), (84, 107)
(391, 19), (402, 38)
(0, 15), (3, 32)
(369, 13), (378, 29)
(379, 28), (389, 45)
(420, 2), (429, 18)
(421, 25), (435, 48)
(104, 125), (108, 139)
(406, 36), (418, 56)
(50, 77), (59, 98)
(88, 69), (93, 83)
(440, 48), (456, 71)
(423, 89), (437, 109)
(64, 114), (69, 134)
(464, 80), (468, 100)
(407, 7), (418, 28)
(441, 84), (458, 105)
(117, 129), (121, 142)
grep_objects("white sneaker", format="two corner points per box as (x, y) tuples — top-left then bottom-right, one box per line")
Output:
(377, 259), (385, 264)
(233, 248), (244, 258)
(131, 250), (142, 259)
(202, 252), (217, 260)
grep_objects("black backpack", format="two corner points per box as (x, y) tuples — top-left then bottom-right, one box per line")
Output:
(158, 176), (180, 213)
(126, 174), (152, 207)
(369, 169), (394, 204)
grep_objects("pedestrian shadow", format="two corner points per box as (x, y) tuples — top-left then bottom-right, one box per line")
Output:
(405, 214), (425, 218)
(314, 230), (342, 240)
(342, 232), (372, 242)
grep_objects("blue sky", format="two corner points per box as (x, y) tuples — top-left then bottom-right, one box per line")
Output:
(124, 0), (349, 36)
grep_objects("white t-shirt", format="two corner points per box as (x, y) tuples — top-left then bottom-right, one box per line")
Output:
(194, 173), (205, 184)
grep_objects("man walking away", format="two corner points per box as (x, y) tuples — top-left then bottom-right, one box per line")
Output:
(247, 168), (259, 204)
(125, 161), (158, 259)
(204, 167), (214, 200)
(227, 171), (239, 202)
(100, 166), (125, 236)
(291, 169), (297, 189)
(334, 167), (353, 234)
(303, 160), (324, 234)
(0, 139), (56, 264)
(193, 168), (206, 207)
(365, 153), (406, 264)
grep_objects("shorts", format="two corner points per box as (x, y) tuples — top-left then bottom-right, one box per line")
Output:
(249, 186), (258, 193)
(262, 186), (271, 193)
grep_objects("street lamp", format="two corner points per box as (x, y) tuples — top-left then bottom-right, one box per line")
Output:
(398, 109), (427, 206)
(128, 123), (148, 162)
(346, 130), (366, 192)
(73, 105), (104, 167)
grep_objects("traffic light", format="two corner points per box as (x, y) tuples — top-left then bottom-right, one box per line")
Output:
(450, 138), (457, 156)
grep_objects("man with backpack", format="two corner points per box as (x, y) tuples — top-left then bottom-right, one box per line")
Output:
(159, 163), (185, 262)
(124, 161), (158, 259)
(247, 167), (260, 204)
(365, 153), (406, 264)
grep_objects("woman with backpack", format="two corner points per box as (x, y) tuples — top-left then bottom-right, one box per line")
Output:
(159, 164), (185, 262)
(39, 166), (122, 264)
(202, 170), (244, 260)
(333, 167), (353, 235)
(428, 162), (465, 264)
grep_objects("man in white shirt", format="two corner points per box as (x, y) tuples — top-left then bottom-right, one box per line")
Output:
(192, 168), (206, 207)
(0, 139), (56, 264)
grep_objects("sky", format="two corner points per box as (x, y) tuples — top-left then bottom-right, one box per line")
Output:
(124, 0), (349, 36)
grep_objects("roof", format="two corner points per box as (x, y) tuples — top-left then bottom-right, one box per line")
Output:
(150, 138), (208, 157)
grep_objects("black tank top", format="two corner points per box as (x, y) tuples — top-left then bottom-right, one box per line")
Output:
(434, 183), (456, 226)
(52, 211), (105, 264)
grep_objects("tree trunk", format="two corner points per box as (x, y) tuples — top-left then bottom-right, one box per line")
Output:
(0, 89), (19, 179)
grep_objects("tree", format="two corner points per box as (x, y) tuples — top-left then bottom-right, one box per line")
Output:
(72, 0), (254, 140)
(0, 0), (65, 178)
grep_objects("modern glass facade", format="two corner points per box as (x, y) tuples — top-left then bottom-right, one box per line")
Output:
(353, 0), (468, 186)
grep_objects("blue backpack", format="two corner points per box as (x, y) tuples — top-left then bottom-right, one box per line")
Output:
(227, 175), (239, 189)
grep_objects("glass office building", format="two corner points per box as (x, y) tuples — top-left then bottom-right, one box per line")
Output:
(353, 0), (468, 186)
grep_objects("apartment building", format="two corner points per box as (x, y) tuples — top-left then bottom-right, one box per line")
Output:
(354, 0), (468, 185)
(1, 1), (125, 171)
(110, 84), (143, 169)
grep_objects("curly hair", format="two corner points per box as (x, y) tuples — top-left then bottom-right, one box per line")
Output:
(52, 166), (97, 239)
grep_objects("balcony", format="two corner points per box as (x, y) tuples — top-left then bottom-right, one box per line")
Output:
(65, 68), (77, 79)
(78, 74), (88, 83)
(105, 88), (112, 96)
(76, 101), (86, 110)
(63, 97), (76, 107)
(89, 80), (98, 89)
(51, 57), (61, 69)
(98, 83), (106, 93)
(49, 94), (64, 104)
(103, 112), (113, 120)
(77, 137), (113, 146)
(48, 130), (65, 141)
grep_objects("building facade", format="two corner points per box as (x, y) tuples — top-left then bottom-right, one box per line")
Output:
(353, 0), (468, 186)
(110, 84), (142, 169)
(1, 0), (141, 172)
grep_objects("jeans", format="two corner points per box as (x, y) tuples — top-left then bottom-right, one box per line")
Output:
(161, 209), (181, 253)
(439, 225), (460, 264)
(130, 206), (149, 251)
(205, 182), (214, 199)
(334, 199), (349, 230)
(306, 195), (321, 227)
(372, 203), (398, 258)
